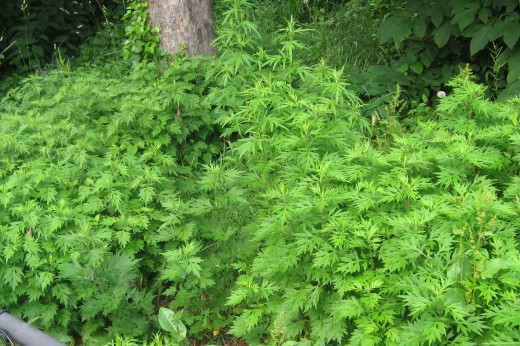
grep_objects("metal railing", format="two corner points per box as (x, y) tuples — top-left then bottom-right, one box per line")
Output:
(0, 310), (66, 346)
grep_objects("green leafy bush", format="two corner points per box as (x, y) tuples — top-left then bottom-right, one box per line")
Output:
(355, 0), (520, 101)
(0, 56), (222, 342)
(2, 1), (520, 345)
(235, 0), (400, 73)
(209, 55), (520, 343)
(202, 4), (520, 343)
(222, 72), (520, 345)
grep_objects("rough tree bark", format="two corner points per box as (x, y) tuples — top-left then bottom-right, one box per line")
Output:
(148, 0), (217, 56)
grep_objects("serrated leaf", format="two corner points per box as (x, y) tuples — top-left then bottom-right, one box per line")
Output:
(400, 293), (431, 316)
(425, 321), (447, 344)
(37, 271), (54, 290)
(3, 267), (23, 290)
(186, 257), (202, 278)
(138, 186), (155, 204)
(230, 309), (263, 336)
(52, 284), (71, 306)
(115, 230), (131, 247)
(227, 288), (247, 306)
(330, 298), (363, 319)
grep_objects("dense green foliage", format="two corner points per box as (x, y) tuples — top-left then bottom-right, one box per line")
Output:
(0, 0), (120, 79)
(360, 0), (520, 100)
(0, 56), (223, 343)
(218, 64), (520, 344)
(122, 1), (161, 62)
(243, 0), (399, 72)
(1, 0), (520, 345)
(204, 4), (520, 343)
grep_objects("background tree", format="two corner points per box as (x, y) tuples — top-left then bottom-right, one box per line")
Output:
(148, 0), (217, 56)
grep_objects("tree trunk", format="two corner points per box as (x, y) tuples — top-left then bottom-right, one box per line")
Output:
(148, 0), (217, 56)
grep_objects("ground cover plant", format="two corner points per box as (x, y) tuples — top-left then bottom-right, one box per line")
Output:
(216, 65), (520, 344)
(0, 0), (519, 345)
(200, 4), (520, 342)
(0, 56), (228, 343)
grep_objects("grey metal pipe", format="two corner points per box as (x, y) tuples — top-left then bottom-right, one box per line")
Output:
(0, 310), (66, 346)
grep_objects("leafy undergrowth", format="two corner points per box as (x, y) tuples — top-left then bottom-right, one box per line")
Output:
(214, 66), (520, 344)
(0, 57), (229, 344)
(1, 0), (520, 345)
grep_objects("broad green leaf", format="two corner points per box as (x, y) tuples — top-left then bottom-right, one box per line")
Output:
(503, 20), (520, 49)
(490, 20), (508, 41)
(413, 19), (427, 38)
(158, 307), (187, 340)
(379, 15), (413, 45)
(419, 46), (438, 67)
(470, 26), (492, 55)
(396, 64), (409, 73)
(452, 4), (479, 31)
(410, 62), (424, 74)
(478, 8), (491, 23)
(507, 49), (520, 84)
(498, 79), (520, 101)
(481, 258), (520, 279)
(430, 7), (444, 27)
(433, 23), (452, 47)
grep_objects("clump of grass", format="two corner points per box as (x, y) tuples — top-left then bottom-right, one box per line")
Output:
(106, 334), (172, 346)
(306, 5), (388, 72)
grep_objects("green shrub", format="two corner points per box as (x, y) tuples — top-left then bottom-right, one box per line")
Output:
(2, 1), (520, 345)
(0, 56), (223, 342)
(202, 4), (520, 343)
(359, 0), (520, 101)
(239, 0), (399, 73)
(212, 60), (520, 343)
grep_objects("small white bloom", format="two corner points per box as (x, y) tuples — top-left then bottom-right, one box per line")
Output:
(437, 90), (446, 98)
(303, 0), (309, 5)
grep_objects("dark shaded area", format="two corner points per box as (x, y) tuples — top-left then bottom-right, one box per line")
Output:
(0, 0), (122, 79)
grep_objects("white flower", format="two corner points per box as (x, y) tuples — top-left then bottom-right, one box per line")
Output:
(303, 0), (309, 5)
(437, 90), (446, 98)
